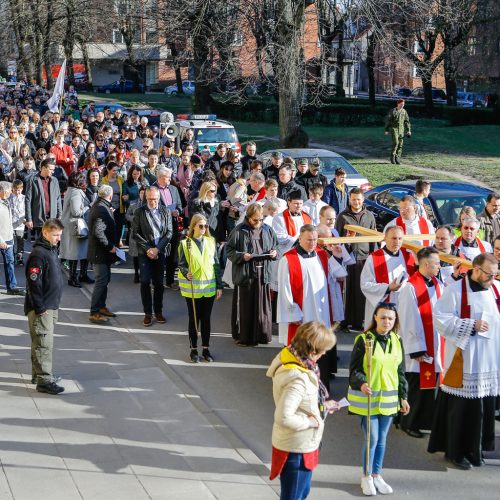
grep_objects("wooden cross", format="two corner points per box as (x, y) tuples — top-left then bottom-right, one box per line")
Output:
(318, 224), (500, 279)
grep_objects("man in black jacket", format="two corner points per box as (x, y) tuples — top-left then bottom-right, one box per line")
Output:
(132, 186), (173, 326)
(25, 219), (65, 395)
(87, 185), (118, 324)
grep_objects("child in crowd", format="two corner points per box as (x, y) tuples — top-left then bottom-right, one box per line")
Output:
(9, 179), (26, 266)
(303, 183), (328, 225)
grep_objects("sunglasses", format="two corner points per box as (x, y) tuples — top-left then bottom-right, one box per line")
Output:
(198, 223), (209, 229)
(376, 301), (397, 310)
(209, 189), (216, 193)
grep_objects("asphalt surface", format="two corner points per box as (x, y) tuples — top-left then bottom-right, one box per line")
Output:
(1, 254), (499, 499)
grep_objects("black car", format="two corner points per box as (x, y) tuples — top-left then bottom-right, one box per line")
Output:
(96, 80), (135, 93)
(363, 181), (493, 231)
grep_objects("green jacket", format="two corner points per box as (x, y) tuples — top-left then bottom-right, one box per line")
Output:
(385, 107), (411, 135)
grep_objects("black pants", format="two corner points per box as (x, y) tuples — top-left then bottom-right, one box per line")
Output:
(165, 232), (179, 285)
(185, 295), (215, 349)
(14, 229), (24, 261)
(139, 253), (165, 314)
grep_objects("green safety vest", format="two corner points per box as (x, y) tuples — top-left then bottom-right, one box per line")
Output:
(178, 237), (217, 298)
(348, 331), (402, 416)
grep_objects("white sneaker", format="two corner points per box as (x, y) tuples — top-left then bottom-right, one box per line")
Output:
(373, 475), (393, 495)
(361, 476), (377, 496)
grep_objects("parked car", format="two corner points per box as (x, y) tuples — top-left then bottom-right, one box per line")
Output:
(93, 102), (131, 115)
(260, 148), (372, 191)
(96, 80), (135, 93)
(164, 81), (195, 96)
(363, 181), (493, 231)
(411, 87), (447, 101)
(128, 108), (164, 127)
(397, 88), (412, 98)
(457, 91), (484, 108)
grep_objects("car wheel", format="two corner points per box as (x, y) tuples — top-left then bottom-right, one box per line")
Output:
(170, 91), (177, 96)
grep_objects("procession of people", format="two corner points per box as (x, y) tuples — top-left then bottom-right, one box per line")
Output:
(0, 82), (499, 499)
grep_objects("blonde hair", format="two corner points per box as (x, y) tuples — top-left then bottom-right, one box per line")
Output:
(187, 213), (212, 238)
(290, 321), (337, 358)
(198, 181), (217, 202)
(456, 206), (476, 229)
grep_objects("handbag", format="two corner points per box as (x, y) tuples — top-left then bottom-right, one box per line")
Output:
(75, 217), (89, 239)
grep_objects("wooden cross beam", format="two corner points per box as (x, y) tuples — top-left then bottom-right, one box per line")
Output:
(318, 224), (500, 279)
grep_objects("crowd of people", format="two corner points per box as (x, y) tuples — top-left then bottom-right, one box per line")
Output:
(0, 82), (499, 499)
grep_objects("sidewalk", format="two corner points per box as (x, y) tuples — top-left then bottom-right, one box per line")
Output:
(0, 287), (277, 500)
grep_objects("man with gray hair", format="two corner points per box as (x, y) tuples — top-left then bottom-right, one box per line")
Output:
(0, 181), (25, 295)
(384, 194), (435, 246)
(454, 217), (492, 260)
(87, 184), (118, 324)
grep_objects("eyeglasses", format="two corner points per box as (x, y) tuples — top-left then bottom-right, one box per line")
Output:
(198, 224), (209, 229)
(250, 218), (264, 223)
(476, 267), (497, 279)
(209, 189), (216, 193)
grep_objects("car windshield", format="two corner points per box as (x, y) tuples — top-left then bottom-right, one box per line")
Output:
(195, 128), (237, 143)
(433, 195), (487, 225)
(302, 156), (358, 175)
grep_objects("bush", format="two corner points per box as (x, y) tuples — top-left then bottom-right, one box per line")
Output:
(210, 97), (499, 127)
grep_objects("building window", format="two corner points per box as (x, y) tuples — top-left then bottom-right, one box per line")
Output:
(411, 65), (418, 78)
(113, 29), (124, 44)
(146, 30), (158, 44)
(232, 32), (243, 47)
(414, 40), (424, 55)
(467, 36), (478, 56)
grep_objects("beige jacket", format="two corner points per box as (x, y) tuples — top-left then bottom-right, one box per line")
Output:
(266, 348), (324, 453)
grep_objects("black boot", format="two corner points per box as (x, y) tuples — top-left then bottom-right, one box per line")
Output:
(79, 259), (95, 284)
(68, 260), (82, 288)
(133, 257), (140, 283)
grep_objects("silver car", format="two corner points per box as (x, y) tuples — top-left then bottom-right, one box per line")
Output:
(260, 148), (372, 191)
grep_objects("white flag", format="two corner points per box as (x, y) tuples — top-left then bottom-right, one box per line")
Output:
(46, 59), (67, 112)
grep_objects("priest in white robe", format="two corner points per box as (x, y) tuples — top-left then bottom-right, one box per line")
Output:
(428, 253), (500, 470)
(384, 194), (435, 246)
(398, 247), (443, 437)
(277, 224), (334, 390)
(360, 225), (417, 328)
(454, 217), (492, 261)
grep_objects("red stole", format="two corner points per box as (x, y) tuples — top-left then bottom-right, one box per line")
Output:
(284, 247), (333, 344)
(396, 216), (430, 246)
(371, 248), (416, 300)
(454, 236), (486, 253)
(408, 272), (442, 389)
(252, 187), (266, 203)
(283, 210), (312, 237)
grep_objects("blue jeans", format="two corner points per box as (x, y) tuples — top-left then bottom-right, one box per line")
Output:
(0, 240), (17, 290)
(361, 415), (393, 475)
(90, 263), (111, 313)
(280, 453), (312, 500)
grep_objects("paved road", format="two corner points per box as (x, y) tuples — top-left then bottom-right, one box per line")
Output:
(0, 258), (498, 499)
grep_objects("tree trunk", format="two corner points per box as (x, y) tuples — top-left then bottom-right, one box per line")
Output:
(335, 25), (345, 97)
(169, 43), (183, 94)
(192, 28), (213, 113)
(43, 47), (54, 90)
(367, 33), (376, 108)
(444, 51), (457, 106)
(78, 40), (93, 88)
(275, 0), (309, 147)
(64, 1), (76, 86)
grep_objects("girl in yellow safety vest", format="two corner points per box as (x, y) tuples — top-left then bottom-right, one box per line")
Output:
(348, 302), (410, 497)
(178, 213), (223, 363)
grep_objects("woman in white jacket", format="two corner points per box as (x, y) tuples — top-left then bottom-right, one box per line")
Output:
(267, 321), (338, 500)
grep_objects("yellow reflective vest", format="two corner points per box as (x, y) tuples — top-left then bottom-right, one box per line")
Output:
(178, 237), (217, 298)
(348, 331), (402, 416)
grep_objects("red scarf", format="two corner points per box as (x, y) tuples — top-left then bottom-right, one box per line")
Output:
(371, 248), (416, 300)
(396, 216), (431, 246)
(284, 247), (333, 344)
(454, 236), (487, 253)
(251, 187), (266, 202)
(283, 210), (312, 237)
(408, 272), (442, 389)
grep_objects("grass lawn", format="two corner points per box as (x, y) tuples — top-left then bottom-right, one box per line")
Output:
(77, 93), (499, 189)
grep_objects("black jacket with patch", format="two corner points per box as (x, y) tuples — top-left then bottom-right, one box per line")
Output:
(24, 237), (63, 315)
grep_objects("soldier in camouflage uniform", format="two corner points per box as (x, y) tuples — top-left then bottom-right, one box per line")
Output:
(385, 99), (411, 164)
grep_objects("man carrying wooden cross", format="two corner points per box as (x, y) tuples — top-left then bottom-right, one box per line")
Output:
(360, 225), (417, 328)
